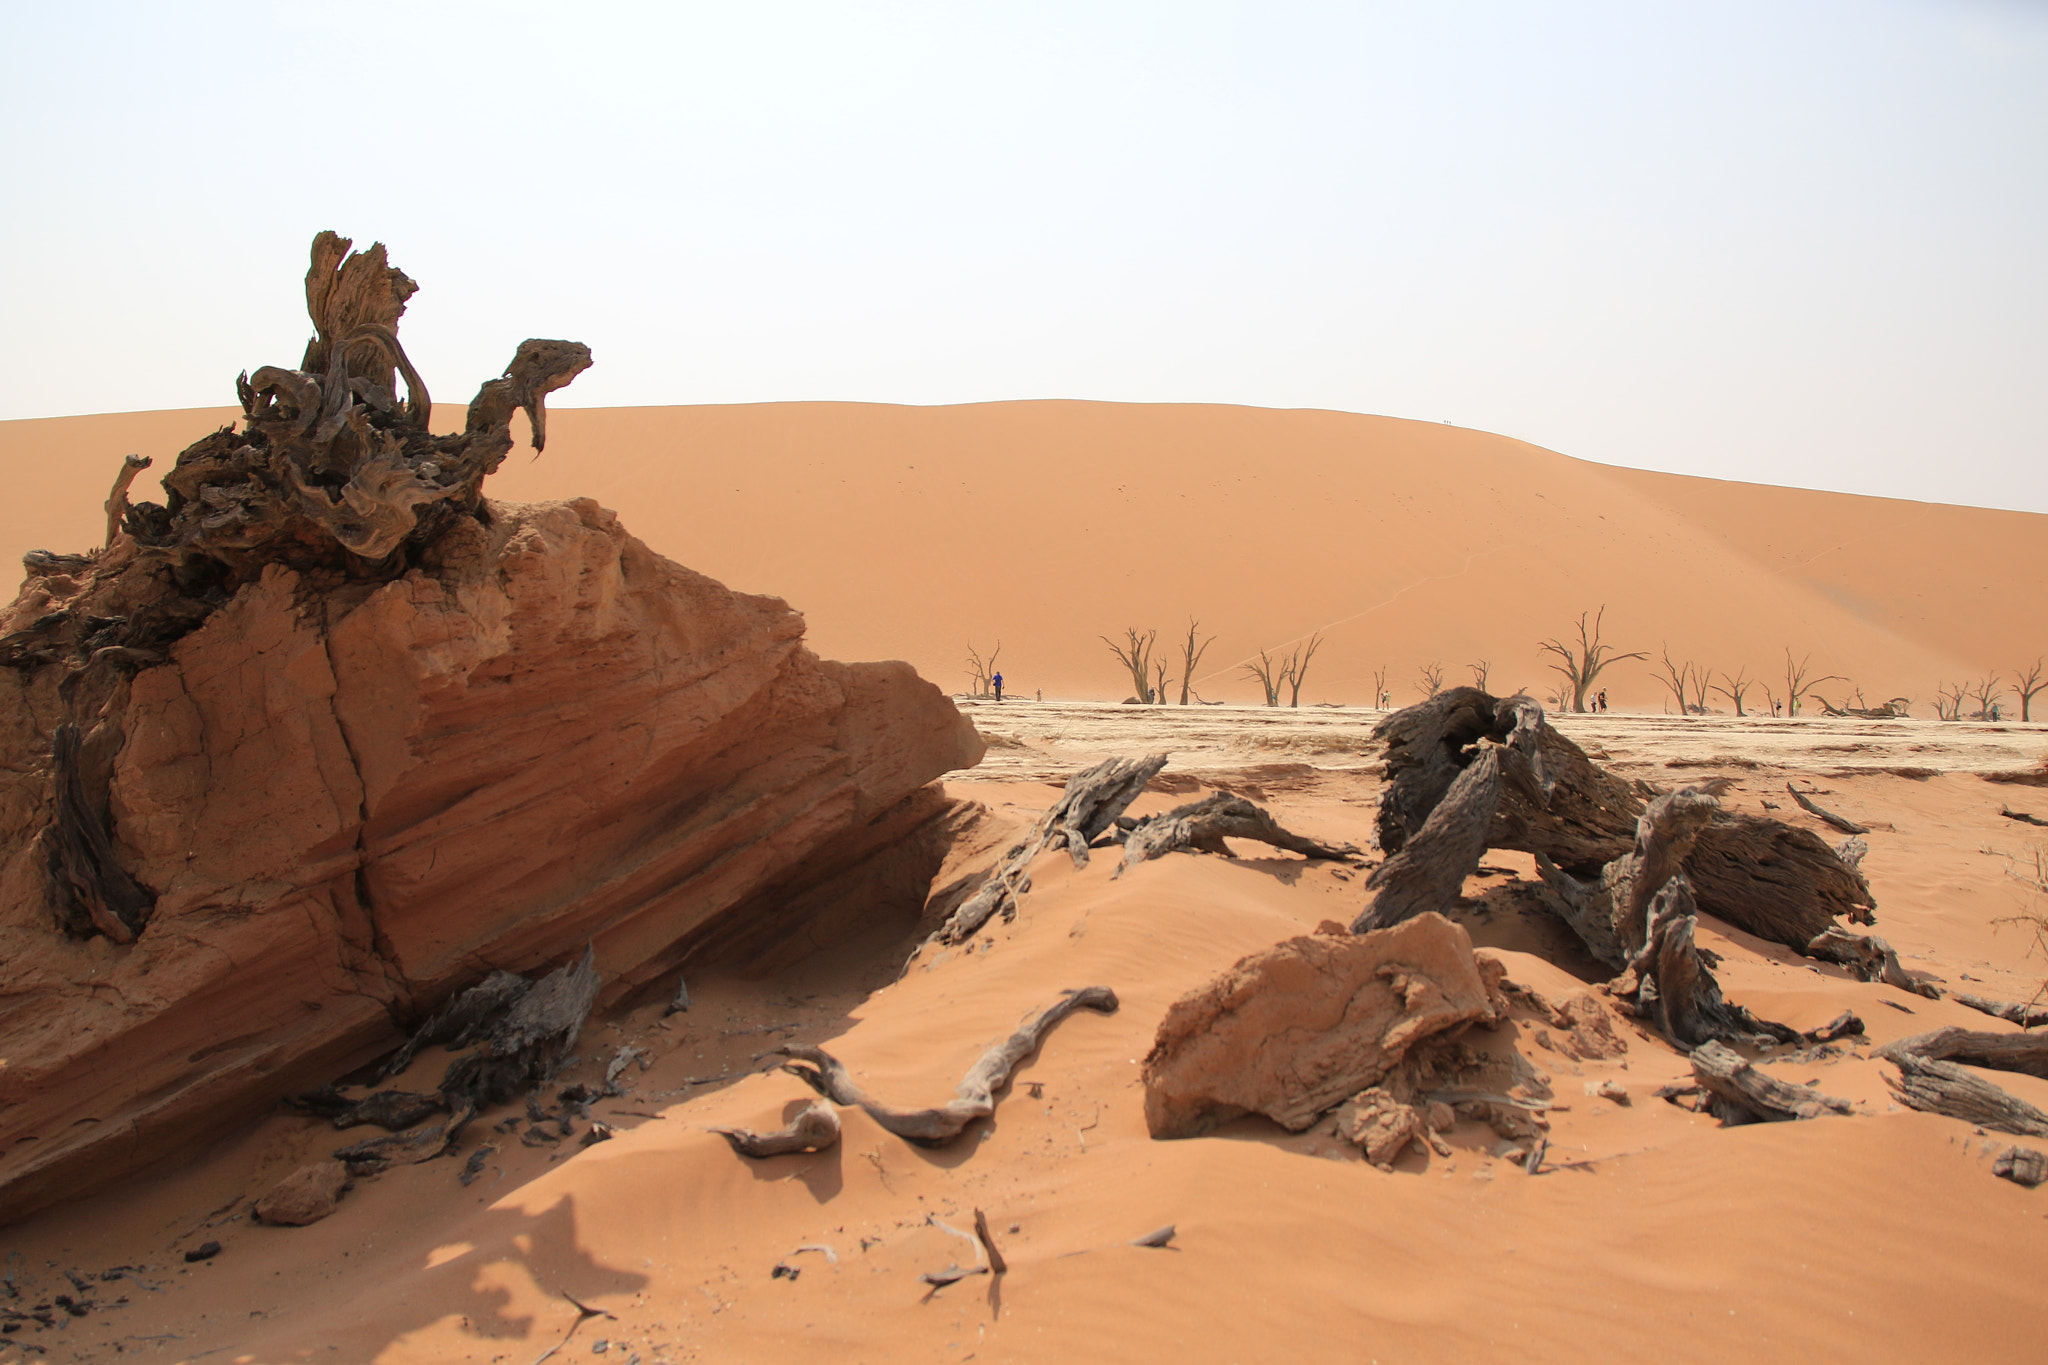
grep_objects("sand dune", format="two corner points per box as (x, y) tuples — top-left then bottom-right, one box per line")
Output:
(8, 401), (2041, 711)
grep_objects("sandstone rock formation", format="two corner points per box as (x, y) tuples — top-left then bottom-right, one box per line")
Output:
(1141, 913), (1507, 1139)
(254, 1160), (351, 1226)
(0, 234), (984, 1223)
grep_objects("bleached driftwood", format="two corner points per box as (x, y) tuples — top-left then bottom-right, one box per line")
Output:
(932, 755), (1166, 946)
(1786, 783), (1869, 835)
(1805, 927), (1943, 999)
(1116, 793), (1358, 876)
(777, 987), (1118, 1145)
(1882, 1050), (2048, 1138)
(712, 1100), (843, 1158)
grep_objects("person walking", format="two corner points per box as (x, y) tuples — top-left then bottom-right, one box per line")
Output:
(1597, 688), (1608, 712)
(991, 670), (1004, 702)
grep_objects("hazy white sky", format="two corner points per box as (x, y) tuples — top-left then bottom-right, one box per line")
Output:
(4, 1), (2044, 511)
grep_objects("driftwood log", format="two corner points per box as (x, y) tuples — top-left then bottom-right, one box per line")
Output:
(1881, 1050), (2048, 1138)
(1952, 993), (2048, 1028)
(1116, 793), (1358, 876)
(776, 986), (1118, 1145)
(1805, 927), (1942, 999)
(1610, 874), (1801, 1051)
(1884, 1027), (2048, 1081)
(712, 1100), (843, 1158)
(1689, 1040), (1853, 1124)
(932, 756), (1166, 946)
(1685, 814), (1876, 947)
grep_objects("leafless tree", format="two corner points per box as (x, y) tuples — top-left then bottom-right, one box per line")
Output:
(1243, 650), (1286, 707)
(1467, 659), (1489, 691)
(1934, 681), (1966, 721)
(2015, 657), (2046, 723)
(1759, 681), (1784, 717)
(964, 640), (1001, 698)
(1372, 664), (1391, 709)
(1967, 672), (2006, 721)
(1656, 645), (1702, 717)
(1154, 657), (1172, 708)
(1176, 618), (1216, 706)
(1101, 627), (1160, 704)
(1284, 633), (1324, 707)
(1710, 665), (1755, 717)
(1416, 660), (1445, 700)
(1782, 649), (1846, 718)
(1538, 607), (1647, 713)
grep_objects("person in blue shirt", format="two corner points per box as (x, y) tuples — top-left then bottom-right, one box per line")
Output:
(992, 671), (1004, 702)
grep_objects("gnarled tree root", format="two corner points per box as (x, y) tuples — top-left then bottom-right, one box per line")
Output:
(776, 986), (1119, 1145)
(1117, 793), (1358, 877)
(712, 1100), (843, 1158)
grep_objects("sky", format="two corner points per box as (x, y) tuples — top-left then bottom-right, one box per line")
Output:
(3, 0), (2044, 512)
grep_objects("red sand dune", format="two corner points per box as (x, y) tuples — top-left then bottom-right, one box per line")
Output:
(8, 400), (2041, 711)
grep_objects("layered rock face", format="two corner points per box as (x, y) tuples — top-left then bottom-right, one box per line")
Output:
(0, 497), (983, 1221)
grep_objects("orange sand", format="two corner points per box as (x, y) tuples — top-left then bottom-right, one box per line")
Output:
(1, 404), (2045, 1363)
(6, 402), (2044, 710)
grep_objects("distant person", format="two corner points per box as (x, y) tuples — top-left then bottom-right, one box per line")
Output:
(991, 671), (1004, 702)
(1035, 688), (1042, 702)
(1597, 689), (1608, 712)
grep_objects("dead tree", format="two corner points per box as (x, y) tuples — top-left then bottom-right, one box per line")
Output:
(1243, 650), (1286, 707)
(777, 987), (1119, 1145)
(2013, 658), (2045, 723)
(1176, 619), (1215, 706)
(1781, 649), (1845, 718)
(1101, 628), (1161, 703)
(964, 641), (1001, 697)
(1968, 672), (2006, 721)
(1284, 633), (1323, 707)
(1416, 660), (1445, 700)
(1934, 681), (1966, 721)
(1372, 664), (1391, 709)
(1538, 607), (1646, 713)
(1710, 665), (1755, 717)
(1467, 660), (1490, 690)
(929, 755), (1168, 947)
(1153, 656), (1172, 707)
(1655, 646), (1700, 717)
(1117, 793), (1358, 875)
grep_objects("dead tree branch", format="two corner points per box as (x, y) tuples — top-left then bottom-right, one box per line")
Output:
(778, 988), (1119, 1145)
(1117, 794), (1358, 876)
(712, 1100), (843, 1158)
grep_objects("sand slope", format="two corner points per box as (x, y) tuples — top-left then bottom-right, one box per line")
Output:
(5, 401), (2044, 709)
(3, 709), (2046, 1363)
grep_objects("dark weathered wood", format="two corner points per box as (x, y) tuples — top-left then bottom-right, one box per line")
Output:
(777, 987), (1118, 1145)
(1882, 1050), (2048, 1138)
(378, 969), (532, 1079)
(1688, 813), (1878, 949)
(712, 1100), (842, 1158)
(1611, 875), (1801, 1051)
(1117, 793), (1358, 875)
(1786, 783), (1869, 835)
(1689, 1040), (1853, 1124)
(285, 1087), (448, 1132)
(44, 722), (152, 943)
(127, 232), (590, 574)
(1884, 1027), (2048, 1081)
(1952, 993), (2048, 1027)
(435, 946), (602, 1139)
(1353, 749), (1500, 932)
(932, 756), (1167, 946)
(1805, 927), (1942, 999)
(1999, 806), (2048, 829)
(1373, 688), (1642, 875)
(1993, 1145), (2048, 1187)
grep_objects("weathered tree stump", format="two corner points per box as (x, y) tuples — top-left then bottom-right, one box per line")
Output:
(1805, 927), (1942, 999)
(1881, 1050), (2048, 1138)
(1354, 749), (1501, 933)
(1610, 874), (1801, 1051)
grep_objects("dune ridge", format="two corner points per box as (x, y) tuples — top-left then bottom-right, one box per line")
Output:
(8, 400), (2040, 712)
